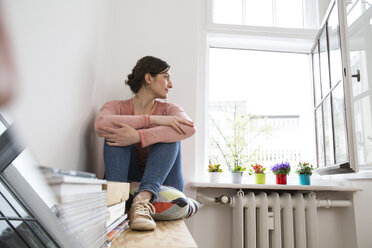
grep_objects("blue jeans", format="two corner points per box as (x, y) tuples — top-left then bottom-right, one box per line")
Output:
(103, 141), (184, 201)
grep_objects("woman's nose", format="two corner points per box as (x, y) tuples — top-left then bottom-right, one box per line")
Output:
(168, 80), (173, 88)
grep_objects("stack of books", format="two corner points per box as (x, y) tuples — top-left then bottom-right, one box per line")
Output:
(104, 182), (130, 242)
(41, 166), (108, 248)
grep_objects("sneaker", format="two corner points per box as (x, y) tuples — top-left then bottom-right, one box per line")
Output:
(129, 195), (156, 231)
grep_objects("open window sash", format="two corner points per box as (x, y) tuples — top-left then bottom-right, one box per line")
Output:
(310, 0), (357, 175)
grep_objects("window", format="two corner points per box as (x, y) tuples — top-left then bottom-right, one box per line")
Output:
(208, 48), (314, 174)
(310, 0), (372, 173)
(200, 0), (371, 178)
(310, 0), (371, 174)
(212, 0), (319, 29)
(346, 0), (372, 170)
(0, 113), (75, 247)
(0, 176), (58, 248)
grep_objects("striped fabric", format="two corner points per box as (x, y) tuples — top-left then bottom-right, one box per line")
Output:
(130, 185), (203, 220)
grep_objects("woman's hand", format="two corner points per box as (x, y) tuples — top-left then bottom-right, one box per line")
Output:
(98, 121), (140, 146)
(150, 115), (194, 134)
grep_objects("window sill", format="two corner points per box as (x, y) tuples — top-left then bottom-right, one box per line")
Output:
(190, 181), (363, 192)
(323, 170), (372, 181)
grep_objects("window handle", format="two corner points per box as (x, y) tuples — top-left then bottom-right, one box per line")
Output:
(352, 70), (360, 82)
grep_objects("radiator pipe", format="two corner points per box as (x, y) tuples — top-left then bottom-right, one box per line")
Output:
(196, 192), (353, 209)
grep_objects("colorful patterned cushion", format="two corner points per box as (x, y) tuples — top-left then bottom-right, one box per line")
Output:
(130, 185), (203, 220)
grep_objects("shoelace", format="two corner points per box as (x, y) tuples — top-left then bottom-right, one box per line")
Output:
(132, 200), (156, 218)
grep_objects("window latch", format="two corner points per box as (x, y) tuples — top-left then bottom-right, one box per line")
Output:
(352, 69), (360, 82)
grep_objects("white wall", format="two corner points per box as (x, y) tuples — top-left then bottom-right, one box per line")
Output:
(2, 0), (109, 173)
(2, 0), (199, 180)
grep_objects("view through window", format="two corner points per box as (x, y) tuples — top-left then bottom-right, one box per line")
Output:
(208, 48), (315, 175)
(212, 0), (318, 29)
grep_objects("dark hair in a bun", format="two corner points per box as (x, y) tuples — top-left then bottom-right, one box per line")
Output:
(125, 56), (170, 93)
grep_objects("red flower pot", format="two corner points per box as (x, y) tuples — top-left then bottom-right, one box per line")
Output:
(276, 174), (287, 184)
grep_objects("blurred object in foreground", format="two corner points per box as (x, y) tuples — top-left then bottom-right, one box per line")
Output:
(0, 7), (16, 106)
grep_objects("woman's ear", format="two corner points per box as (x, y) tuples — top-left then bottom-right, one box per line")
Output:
(144, 73), (152, 85)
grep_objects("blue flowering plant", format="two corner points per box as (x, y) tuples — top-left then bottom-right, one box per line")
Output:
(271, 161), (291, 175)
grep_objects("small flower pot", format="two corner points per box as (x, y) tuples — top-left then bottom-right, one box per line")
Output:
(231, 172), (243, 184)
(254, 173), (265, 184)
(276, 174), (287, 185)
(299, 174), (310, 185)
(209, 172), (222, 183)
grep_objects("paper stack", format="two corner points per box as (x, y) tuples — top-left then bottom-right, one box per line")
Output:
(42, 167), (108, 248)
(104, 182), (130, 242)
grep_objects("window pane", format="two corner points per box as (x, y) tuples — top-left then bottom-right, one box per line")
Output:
(213, 0), (243, 25)
(0, 181), (30, 218)
(354, 96), (372, 167)
(10, 221), (44, 248)
(319, 27), (330, 97)
(350, 51), (369, 96)
(276, 0), (303, 28)
(245, 0), (273, 26)
(26, 221), (58, 248)
(0, 220), (28, 248)
(328, 5), (343, 87)
(316, 107), (324, 167)
(0, 194), (19, 218)
(0, 123), (5, 136)
(346, 0), (364, 27)
(332, 83), (348, 163)
(313, 43), (322, 105)
(346, 0), (372, 169)
(323, 97), (335, 165)
(208, 48), (313, 172)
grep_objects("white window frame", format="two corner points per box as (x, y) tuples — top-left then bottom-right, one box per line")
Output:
(310, 0), (361, 174)
(195, 0), (325, 181)
(209, 0), (320, 30)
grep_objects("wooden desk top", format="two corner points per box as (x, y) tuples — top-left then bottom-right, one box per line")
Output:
(111, 219), (198, 248)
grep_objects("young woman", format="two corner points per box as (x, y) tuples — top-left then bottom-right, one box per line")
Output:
(95, 56), (196, 231)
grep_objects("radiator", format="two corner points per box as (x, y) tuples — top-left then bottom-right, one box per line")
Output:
(229, 191), (352, 248)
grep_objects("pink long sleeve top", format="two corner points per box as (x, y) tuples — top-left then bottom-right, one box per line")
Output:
(95, 99), (196, 173)
(95, 99), (196, 147)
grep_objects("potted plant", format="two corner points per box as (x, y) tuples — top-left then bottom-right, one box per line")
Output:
(248, 163), (266, 184)
(295, 162), (314, 185)
(271, 161), (291, 185)
(231, 165), (246, 184)
(208, 163), (223, 183)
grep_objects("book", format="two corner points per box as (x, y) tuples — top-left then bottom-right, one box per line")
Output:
(103, 182), (130, 206)
(51, 183), (103, 196)
(107, 214), (128, 233)
(57, 191), (106, 204)
(47, 175), (106, 185)
(39, 166), (96, 178)
(106, 201), (126, 227)
(107, 219), (129, 241)
(46, 171), (108, 248)
(47, 175), (106, 196)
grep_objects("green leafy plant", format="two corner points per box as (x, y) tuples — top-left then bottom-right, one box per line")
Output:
(208, 163), (222, 173)
(232, 165), (246, 175)
(248, 163), (266, 175)
(209, 101), (274, 173)
(295, 162), (314, 175)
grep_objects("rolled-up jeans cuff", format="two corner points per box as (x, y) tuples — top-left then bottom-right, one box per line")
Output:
(134, 186), (158, 203)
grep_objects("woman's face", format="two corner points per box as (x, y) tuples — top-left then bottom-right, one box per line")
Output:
(149, 69), (172, 99)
